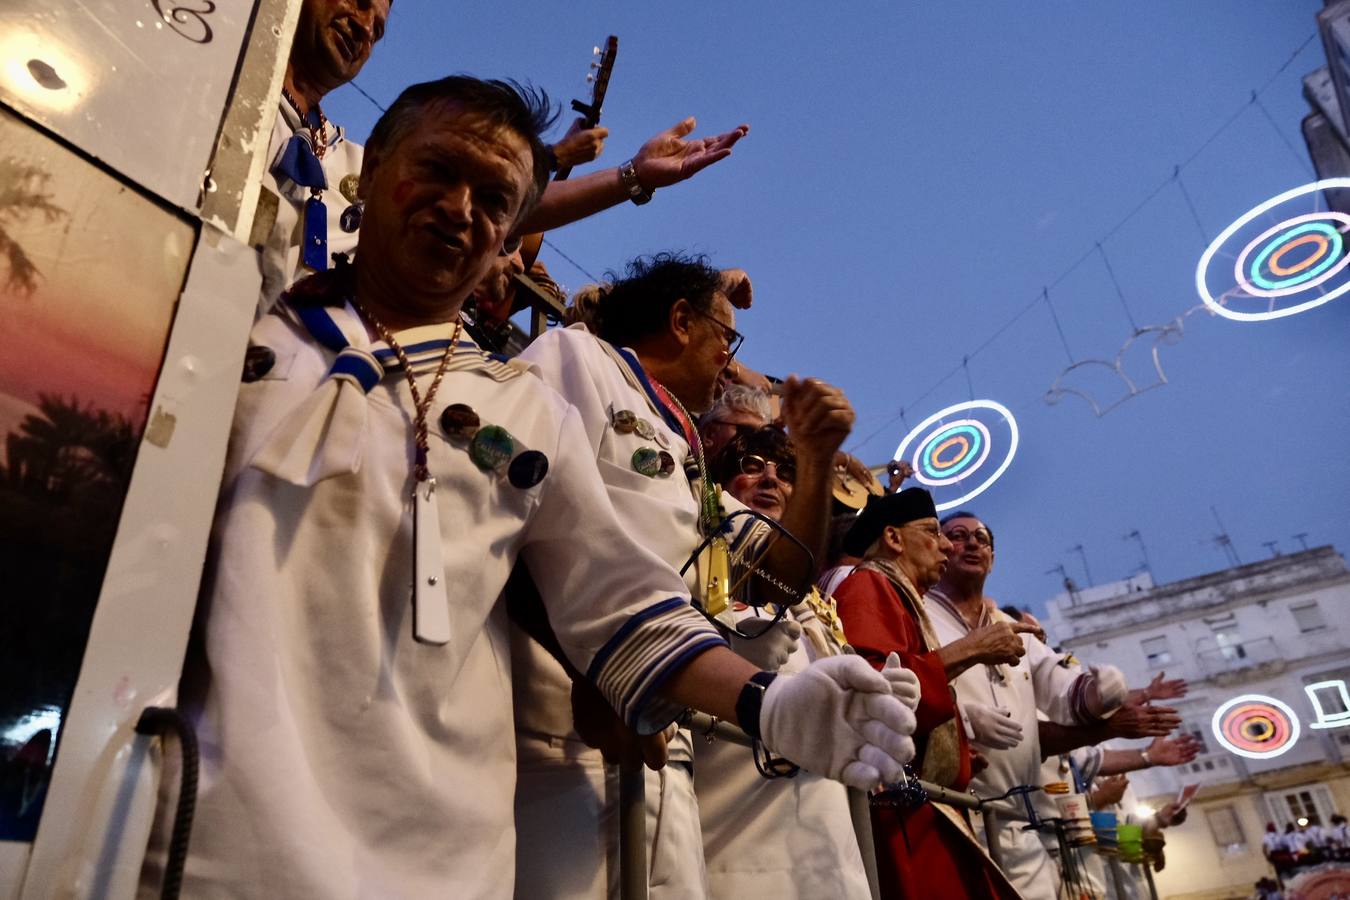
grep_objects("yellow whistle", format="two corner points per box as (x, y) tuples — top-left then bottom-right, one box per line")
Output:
(703, 538), (730, 616)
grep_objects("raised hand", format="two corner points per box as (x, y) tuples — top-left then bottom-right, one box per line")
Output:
(631, 118), (750, 189)
(553, 125), (609, 169)
(1146, 732), (1202, 767)
(780, 376), (855, 467)
(1105, 698), (1182, 739)
(1145, 671), (1189, 702)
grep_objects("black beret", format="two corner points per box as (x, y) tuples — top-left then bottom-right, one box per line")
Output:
(842, 488), (939, 557)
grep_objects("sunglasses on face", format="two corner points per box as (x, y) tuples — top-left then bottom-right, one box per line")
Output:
(738, 454), (795, 485)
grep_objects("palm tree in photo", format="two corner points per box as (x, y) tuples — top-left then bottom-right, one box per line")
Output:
(0, 157), (66, 296)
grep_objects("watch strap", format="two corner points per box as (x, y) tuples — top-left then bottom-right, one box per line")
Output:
(619, 159), (653, 205)
(735, 671), (777, 741)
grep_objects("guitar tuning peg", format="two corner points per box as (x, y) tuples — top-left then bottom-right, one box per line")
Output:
(590, 61), (600, 69)
(585, 74), (595, 83)
(592, 46), (601, 55)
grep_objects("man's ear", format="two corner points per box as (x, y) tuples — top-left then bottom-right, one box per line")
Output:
(669, 298), (694, 349)
(882, 525), (903, 556)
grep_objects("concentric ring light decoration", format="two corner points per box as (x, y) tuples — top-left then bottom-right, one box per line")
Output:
(1196, 178), (1350, 321)
(1211, 694), (1302, 760)
(893, 400), (1018, 511)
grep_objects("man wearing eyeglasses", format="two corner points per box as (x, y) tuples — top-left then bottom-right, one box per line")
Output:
(833, 490), (1024, 900)
(511, 252), (906, 899)
(926, 511), (1130, 900)
(694, 425), (899, 899)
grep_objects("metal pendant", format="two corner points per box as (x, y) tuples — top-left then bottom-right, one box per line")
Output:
(302, 193), (328, 270)
(703, 537), (731, 616)
(412, 478), (451, 645)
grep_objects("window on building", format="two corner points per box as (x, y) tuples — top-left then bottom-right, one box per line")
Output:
(1268, 786), (1336, 829)
(1190, 725), (1210, 754)
(1292, 601), (1326, 633)
(1141, 635), (1172, 668)
(1205, 806), (1247, 855)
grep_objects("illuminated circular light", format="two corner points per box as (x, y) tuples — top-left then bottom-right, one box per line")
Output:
(1211, 695), (1301, 759)
(917, 420), (990, 484)
(893, 400), (1018, 511)
(1235, 214), (1350, 296)
(1197, 181), (1350, 321)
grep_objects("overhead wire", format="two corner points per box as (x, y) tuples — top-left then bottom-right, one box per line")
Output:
(845, 30), (1319, 456)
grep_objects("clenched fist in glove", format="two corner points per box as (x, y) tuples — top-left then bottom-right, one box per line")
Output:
(759, 655), (917, 790)
(881, 652), (921, 710)
(961, 701), (1024, 750)
(1086, 664), (1128, 718)
(730, 617), (802, 672)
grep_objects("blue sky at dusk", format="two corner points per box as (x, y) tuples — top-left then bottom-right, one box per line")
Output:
(327, 2), (1350, 617)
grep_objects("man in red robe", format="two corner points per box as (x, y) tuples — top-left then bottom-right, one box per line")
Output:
(835, 488), (1029, 899)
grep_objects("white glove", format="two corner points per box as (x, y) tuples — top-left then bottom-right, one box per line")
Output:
(730, 617), (802, 672)
(881, 651), (921, 710)
(760, 655), (916, 790)
(961, 701), (1024, 750)
(1087, 664), (1128, 717)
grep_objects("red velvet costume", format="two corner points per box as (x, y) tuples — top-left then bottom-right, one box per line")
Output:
(835, 568), (1019, 900)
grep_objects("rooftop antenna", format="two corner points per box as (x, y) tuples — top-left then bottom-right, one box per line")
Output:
(1124, 529), (1153, 576)
(1292, 532), (1311, 552)
(1261, 540), (1282, 559)
(1210, 505), (1242, 567)
(1047, 563), (1079, 604)
(1068, 543), (1094, 586)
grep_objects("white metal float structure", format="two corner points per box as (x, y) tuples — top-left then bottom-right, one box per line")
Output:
(0, 0), (300, 894)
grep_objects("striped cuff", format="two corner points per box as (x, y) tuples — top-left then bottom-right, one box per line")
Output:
(1069, 672), (1094, 723)
(587, 598), (728, 735)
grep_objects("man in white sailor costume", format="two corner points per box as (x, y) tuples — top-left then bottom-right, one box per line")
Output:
(512, 256), (913, 898)
(140, 78), (916, 900)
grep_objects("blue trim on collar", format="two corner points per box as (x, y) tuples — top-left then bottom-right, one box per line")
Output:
(328, 348), (383, 393)
(612, 345), (685, 436)
(294, 302), (351, 354)
(370, 340), (478, 364)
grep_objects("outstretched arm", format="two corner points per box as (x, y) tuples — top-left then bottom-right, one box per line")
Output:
(519, 118), (750, 232)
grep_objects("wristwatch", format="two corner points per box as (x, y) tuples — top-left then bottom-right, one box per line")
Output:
(735, 671), (777, 740)
(619, 159), (653, 205)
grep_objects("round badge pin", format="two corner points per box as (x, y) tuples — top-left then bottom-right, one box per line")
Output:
(612, 409), (638, 434)
(654, 430), (671, 450)
(339, 173), (361, 203)
(657, 450), (676, 477)
(631, 447), (662, 477)
(440, 403), (481, 440)
(470, 425), (514, 470)
(508, 450), (550, 489)
(241, 345), (276, 383)
(634, 418), (657, 440)
(339, 203), (362, 233)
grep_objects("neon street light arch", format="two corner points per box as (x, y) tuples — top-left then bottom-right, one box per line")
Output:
(893, 399), (1019, 512)
(1196, 178), (1350, 322)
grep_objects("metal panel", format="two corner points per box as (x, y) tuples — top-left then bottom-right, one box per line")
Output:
(0, 0), (254, 213)
(17, 221), (257, 899)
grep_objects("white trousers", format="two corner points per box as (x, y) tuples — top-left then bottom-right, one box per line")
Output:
(514, 733), (709, 899)
(982, 816), (1059, 900)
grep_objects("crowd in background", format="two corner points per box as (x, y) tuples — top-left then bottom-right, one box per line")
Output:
(131, 1), (1343, 898)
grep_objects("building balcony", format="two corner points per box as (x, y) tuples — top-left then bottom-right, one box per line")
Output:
(1196, 637), (1285, 681)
